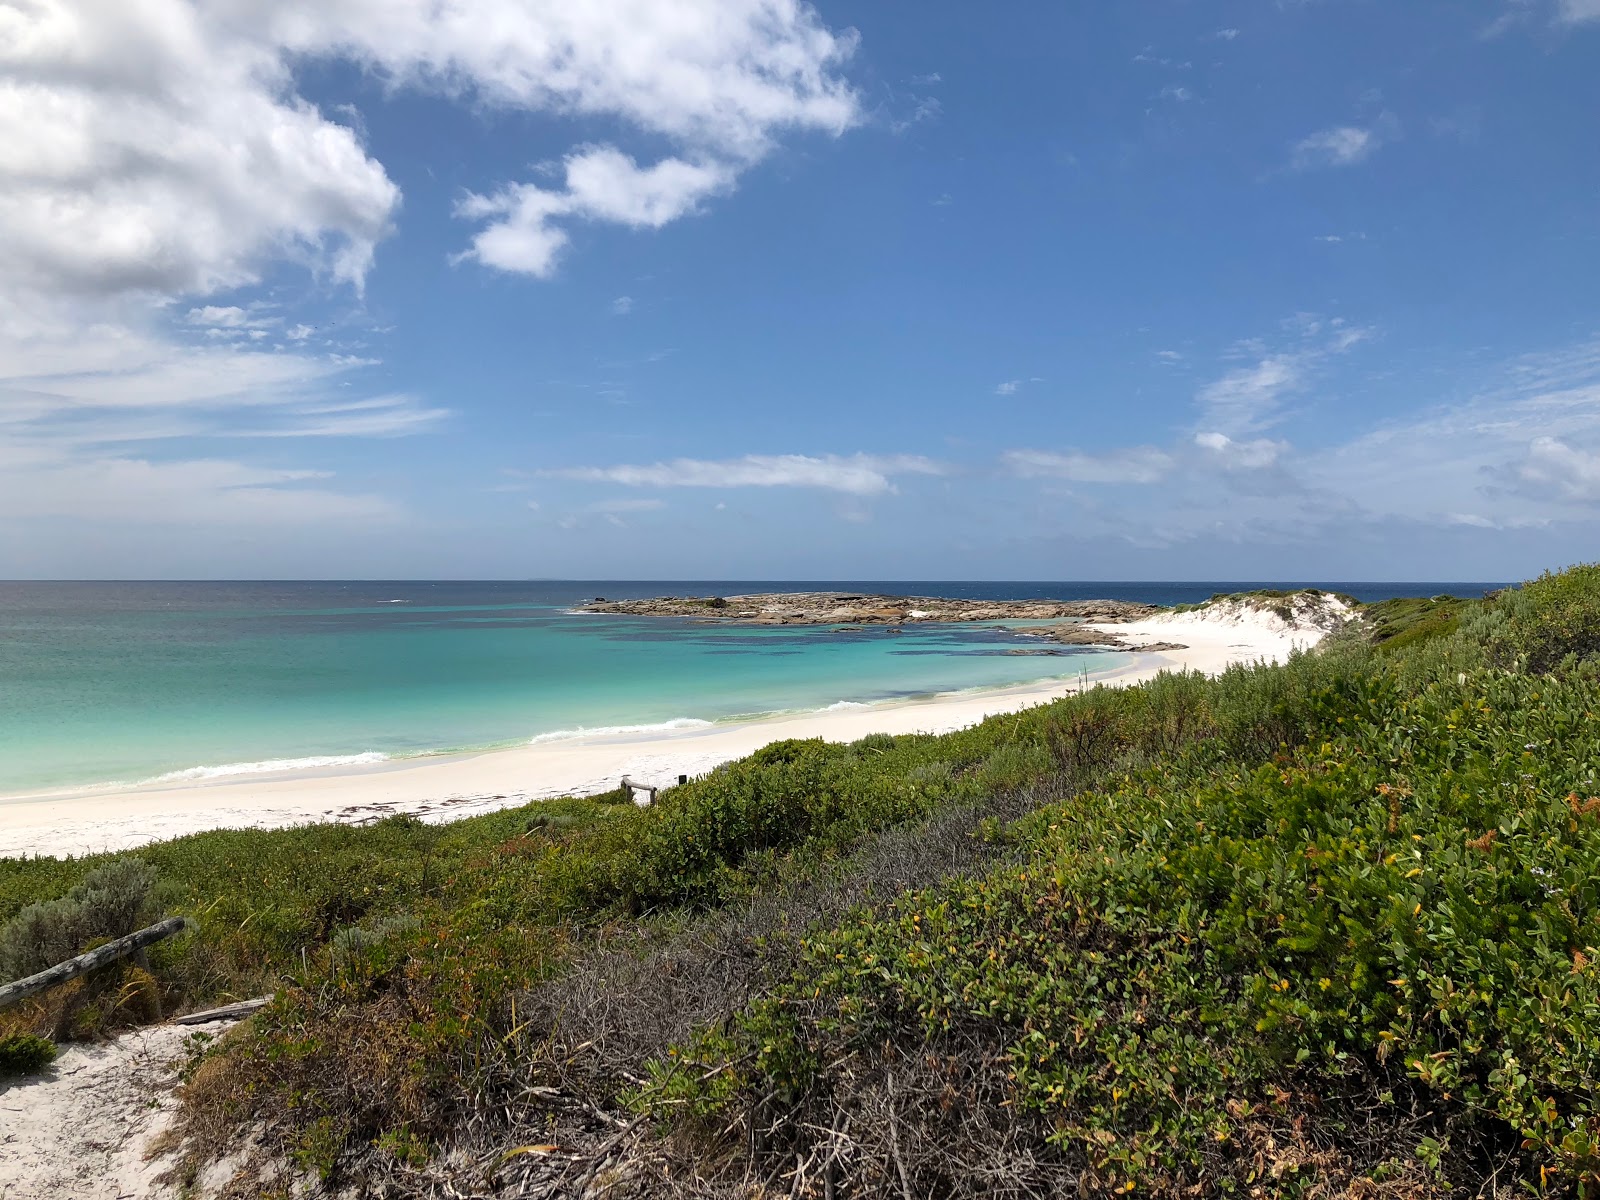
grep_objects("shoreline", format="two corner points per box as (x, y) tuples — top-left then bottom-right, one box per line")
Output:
(0, 604), (1336, 859)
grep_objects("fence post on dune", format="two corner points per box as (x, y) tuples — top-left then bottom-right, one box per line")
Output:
(620, 776), (659, 805)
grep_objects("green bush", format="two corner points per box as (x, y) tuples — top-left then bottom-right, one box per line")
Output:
(0, 856), (156, 980)
(1486, 565), (1600, 672)
(652, 588), (1600, 1192)
(0, 1032), (57, 1078)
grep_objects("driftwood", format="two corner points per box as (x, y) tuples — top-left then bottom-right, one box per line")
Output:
(0, 916), (186, 1011)
(173, 997), (272, 1025)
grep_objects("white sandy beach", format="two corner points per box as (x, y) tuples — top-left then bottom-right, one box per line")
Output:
(0, 601), (1344, 859)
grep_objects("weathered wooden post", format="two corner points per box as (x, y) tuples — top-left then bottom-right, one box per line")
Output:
(620, 776), (659, 805)
(0, 917), (186, 1012)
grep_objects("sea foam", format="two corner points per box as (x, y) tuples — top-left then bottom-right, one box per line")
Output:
(527, 717), (716, 745)
(147, 752), (391, 784)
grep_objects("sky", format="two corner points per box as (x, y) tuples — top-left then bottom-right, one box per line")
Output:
(2, 0), (1599, 581)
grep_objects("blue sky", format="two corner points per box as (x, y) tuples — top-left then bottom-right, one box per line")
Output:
(2, 0), (1598, 580)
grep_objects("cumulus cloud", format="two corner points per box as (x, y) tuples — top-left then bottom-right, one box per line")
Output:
(2, 0), (860, 293)
(1558, 0), (1600, 22)
(1514, 436), (1600, 501)
(547, 453), (945, 496)
(458, 149), (736, 276)
(1291, 125), (1379, 169)
(0, 0), (864, 560)
(1003, 447), (1174, 485)
(0, 1), (398, 302)
(264, 0), (863, 276)
(611, 295), (634, 316)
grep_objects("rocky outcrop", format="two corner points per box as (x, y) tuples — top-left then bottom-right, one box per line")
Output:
(578, 593), (1158, 626)
(1038, 623), (1189, 652)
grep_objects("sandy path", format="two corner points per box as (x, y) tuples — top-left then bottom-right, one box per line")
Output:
(0, 1017), (240, 1200)
(0, 601), (1344, 860)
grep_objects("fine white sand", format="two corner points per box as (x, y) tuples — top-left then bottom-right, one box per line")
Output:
(0, 599), (1347, 860)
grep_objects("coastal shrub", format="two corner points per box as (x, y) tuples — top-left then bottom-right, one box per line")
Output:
(0, 856), (156, 980)
(638, 596), (1600, 1194)
(0, 1032), (56, 1078)
(1486, 564), (1600, 672)
(975, 742), (1050, 791)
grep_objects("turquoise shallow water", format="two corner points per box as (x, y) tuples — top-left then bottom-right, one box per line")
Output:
(0, 580), (1497, 796)
(0, 582), (1128, 795)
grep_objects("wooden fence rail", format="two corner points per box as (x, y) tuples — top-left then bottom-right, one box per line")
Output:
(0, 916), (187, 1012)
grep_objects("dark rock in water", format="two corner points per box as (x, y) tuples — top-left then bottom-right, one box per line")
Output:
(1005, 647), (1066, 656)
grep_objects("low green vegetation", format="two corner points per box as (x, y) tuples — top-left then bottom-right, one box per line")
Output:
(0, 1031), (56, 1078)
(1361, 593), (1469, 652)
(15, 571), (1600, 1197)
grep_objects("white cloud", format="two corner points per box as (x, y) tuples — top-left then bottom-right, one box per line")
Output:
(1, 0), (861, 294)
(1196, 355), (1302, 433)
(1194, 431), (1288, 470)
(1004, 447), (1174, 485)
(0, 1), (398, 302)
(910, 72), (942, 85)
(547, 453), (946, 496)
(260, 0), (860, 160)
(889, 95), (942, 134)
(611, 295), (634, 316)
(457, 148), (737, 276)
(1213, 28), (1240, 40)
(1515, 436), (1600, 500)
(1558, 0), (1600, 22)
(0, 0), (867, 558)
(994, 377), (1042, 396)
(1158, 85), (1192, 102)
(1291, 125), (1378, 169)
(0, 447), (396, 526)
(1194, 322), (1370, 434)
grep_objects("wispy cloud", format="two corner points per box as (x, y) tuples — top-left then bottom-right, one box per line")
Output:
(994, 377), (1043, 396)
(611, 295), (634, 315)
(1195, 320), (1371, 434)
(1196, 356), (1303, 433)
(1003, 447), (1174, 485)
(1194, 431), (1288, 471)
(889, 96), (943, 135)
(1291, 125), (1381, 169)
(1212, 27), (1240, 40)
(546, 453), (947, 496)
(1558, 0), (1600, 24)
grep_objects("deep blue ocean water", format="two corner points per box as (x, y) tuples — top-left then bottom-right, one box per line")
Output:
(0, 580), (1502, 795)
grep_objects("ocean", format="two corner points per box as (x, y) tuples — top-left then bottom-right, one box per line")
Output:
(0, 580), (1500, 796)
